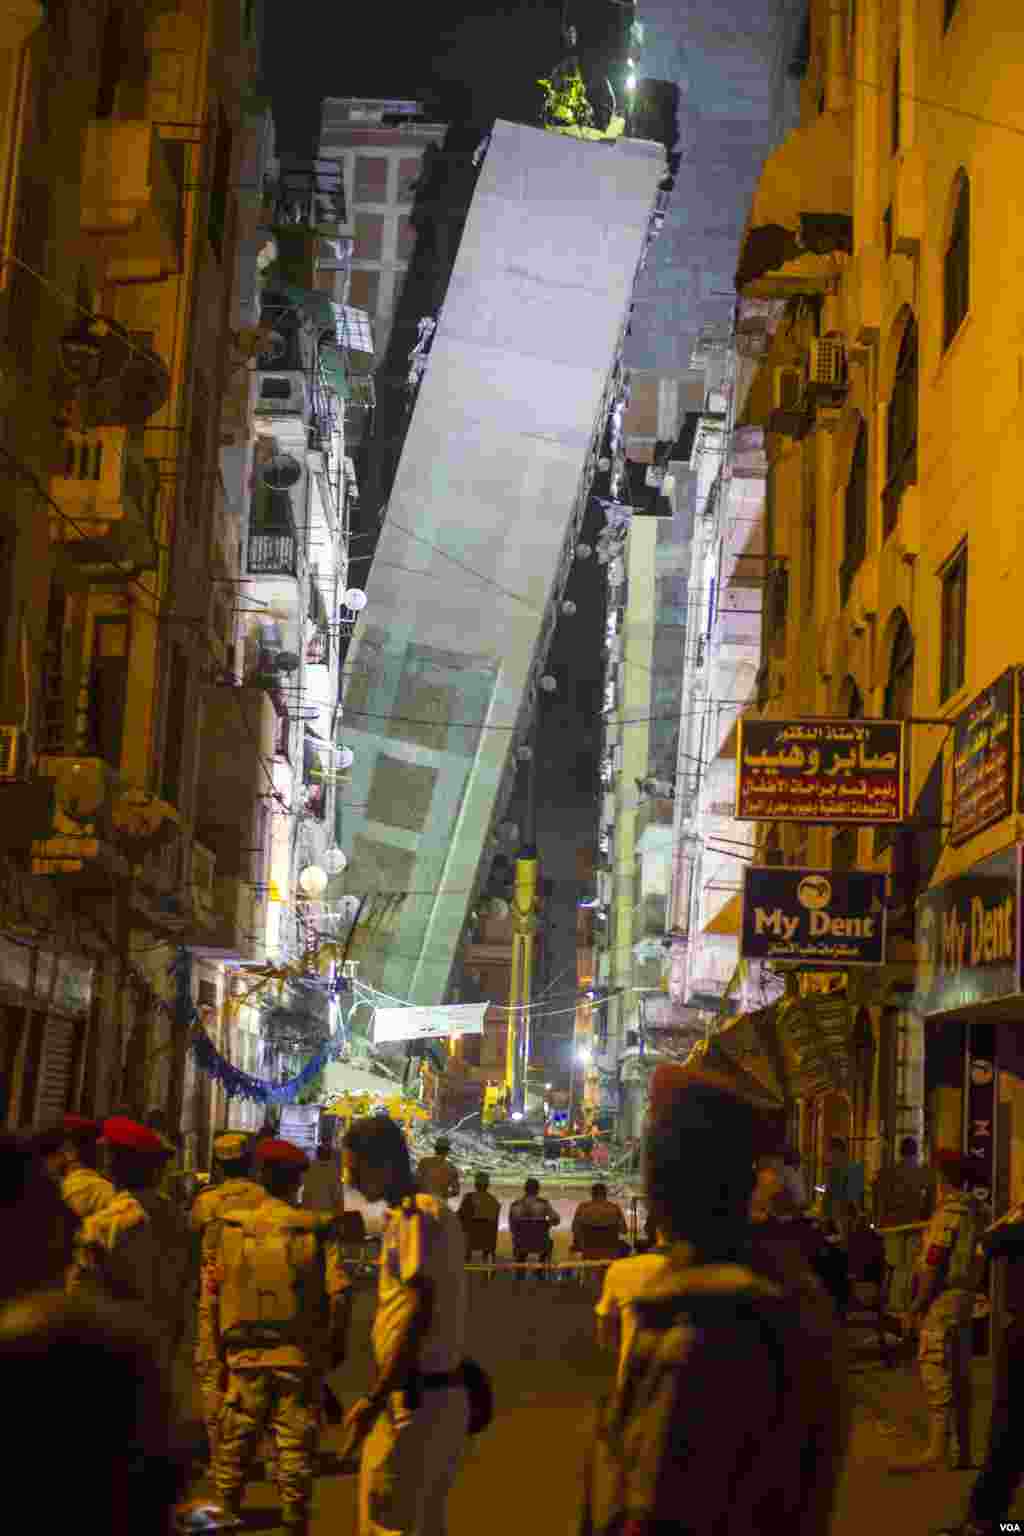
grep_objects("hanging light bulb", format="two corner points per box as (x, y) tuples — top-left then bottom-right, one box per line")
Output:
(561, 600), (577, 616)
(540, 675), (557, 693)
(343, 588), (368, 612)
(297, 864), (328, 898)
(322, 846), (348, 876)
(576, 543), (593, 560)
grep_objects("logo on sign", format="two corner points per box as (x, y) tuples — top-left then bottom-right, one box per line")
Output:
(797, 875), (831, 911)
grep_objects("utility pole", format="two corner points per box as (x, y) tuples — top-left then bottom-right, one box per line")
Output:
(505, 731), (540, 1116)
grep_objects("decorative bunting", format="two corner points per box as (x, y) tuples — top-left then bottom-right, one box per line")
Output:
(188, 1015), (340, 1105)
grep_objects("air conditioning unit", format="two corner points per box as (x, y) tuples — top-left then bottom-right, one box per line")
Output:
(256, 330), (288, 369)
(255, 373), (309, 417)
(261, 451), (303, 490)
(772, 366), (803, 412)
(0, 725), (22, 778)
(807, 335), (848, 397)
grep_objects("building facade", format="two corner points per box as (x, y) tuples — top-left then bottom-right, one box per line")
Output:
(718, 0), (1024, 1206)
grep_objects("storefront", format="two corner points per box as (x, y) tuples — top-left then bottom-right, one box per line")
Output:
(0, 935), (96, 1127)
(914, 842), (1022, 1213)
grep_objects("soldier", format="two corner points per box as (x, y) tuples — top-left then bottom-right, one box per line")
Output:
(36, 1115), (116, 1221)
(212, 1138), (351, 1535)
(890, 1149), (983, 1473)
(190, 1130), (266, 1467)
(67, 1117), (189, 1382)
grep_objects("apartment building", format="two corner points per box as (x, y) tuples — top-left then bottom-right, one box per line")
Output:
(719, 0), (1024, 1202)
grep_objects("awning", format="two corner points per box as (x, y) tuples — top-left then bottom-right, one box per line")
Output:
(735, 107), (854, 294)
(701, 891), (741, 937)
(692, 992), (862, 1105)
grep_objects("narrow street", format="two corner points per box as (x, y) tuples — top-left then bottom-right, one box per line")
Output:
(181, 1205), (1024, 1535)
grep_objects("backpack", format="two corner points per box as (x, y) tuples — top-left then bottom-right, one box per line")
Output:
(214, 1204), (326, 1346)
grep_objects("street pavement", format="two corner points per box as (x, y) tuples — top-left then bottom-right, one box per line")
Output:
(179, 1200), (1024, 1534)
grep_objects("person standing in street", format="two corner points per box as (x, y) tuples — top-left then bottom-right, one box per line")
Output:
(67, 1116), (187, 1378)
(873, 1136), (936, 1228)
(190, 1131), (267, 1468)
(37, 1115), (116, 1221)
(212, 1138), (351, 1535)
(341, 1114), (470, 1536)
(416, 1136), (460, 1203)
(890, 1149), (983, 1473)
(302, 1136), (346, 1222)
(581, 1062), (848, 1536)
(938, 1192), (1024, 1536)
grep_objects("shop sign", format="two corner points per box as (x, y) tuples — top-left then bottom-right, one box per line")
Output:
(741, 867), (886, 966)
(915, 846), (1021, 1016)
(950, 669), (1015, 846)
(735, 718), (904, 823)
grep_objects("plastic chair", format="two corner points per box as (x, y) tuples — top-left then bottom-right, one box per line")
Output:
(572, 1222), (623, 1290)
(462, 1216), (499, 1280)
(510, 1217), (554, 1279)
(339, 1210), (378, 1278)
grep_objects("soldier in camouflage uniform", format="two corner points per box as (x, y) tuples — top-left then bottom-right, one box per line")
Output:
(67, 1117), (190, 1382)
(37, 1115), (116, 1222)
(890, 1149), (982, 1473)
(211, 1138), (351, 1534)
(190, 1130), (266, 1466)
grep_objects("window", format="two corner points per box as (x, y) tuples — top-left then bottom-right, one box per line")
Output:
(208, 105), (233, 261)
(186, 371), (210, 527)
(885, 612), (915, 720)
(940, 545), (967, 700)
(354, 213), (384, 261)
(348, 269), (380, 315)
(891, 50), (900, 154)
(943, 173), (970, 350)
(883, 316), (918, 538)
(90, 617), (130, 769)
(883, 204), (893, 257)
(354, 156), (388, 204)
(161, 645), (189, 806)
(943, 0), (959, 32)
(840, 417), (868, 607)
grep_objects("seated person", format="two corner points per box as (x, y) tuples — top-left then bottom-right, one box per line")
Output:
(458, 1171), (501, 1228)
(572, 1182), (629, 1256)
(509, 1177), (561, 1261)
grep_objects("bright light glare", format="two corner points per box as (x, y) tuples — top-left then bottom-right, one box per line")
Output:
(577, 1048), (592, 1063)
(511, 1111), (524, 1121)
(626, 72), (637, 91)
(545, 1082), (552, 1090)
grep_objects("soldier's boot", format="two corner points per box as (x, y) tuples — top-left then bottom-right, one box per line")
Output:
(889, 1409), (949, 1472)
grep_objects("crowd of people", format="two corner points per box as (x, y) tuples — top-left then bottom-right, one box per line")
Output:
(2, 1084), (1023, 1536)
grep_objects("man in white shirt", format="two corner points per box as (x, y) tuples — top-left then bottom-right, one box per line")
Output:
(341, 1115), (469, 1536)
(595, 1231), (673, 1385)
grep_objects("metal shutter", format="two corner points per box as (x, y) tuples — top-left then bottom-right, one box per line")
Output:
(35, 1016), (75, 1125)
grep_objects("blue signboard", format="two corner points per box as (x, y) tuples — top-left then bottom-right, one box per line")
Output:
(741, 866), (887, 967)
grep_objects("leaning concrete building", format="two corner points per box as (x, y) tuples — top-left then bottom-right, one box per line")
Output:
(336, 120), (665, 1003)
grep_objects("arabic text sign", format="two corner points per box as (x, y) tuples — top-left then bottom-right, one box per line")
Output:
(735, 718), (904, 823)
(915, 846), (1021, 1016)
(950, 669), (1015, 847)
(741, 867), (887, 966)
(372, 1002), (487, 1045)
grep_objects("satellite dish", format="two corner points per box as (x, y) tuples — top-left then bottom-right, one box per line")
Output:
(561, 600), (577, 616)
(262, 451), (302, 490)
(343, 588), (368, 612)
(274, 651), (301, 674)
(575, 543), (593, 560)
(323, 845), (348, 875)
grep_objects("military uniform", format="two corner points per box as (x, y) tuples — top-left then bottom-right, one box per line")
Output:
(915, 1187), (981, 1464)
(212, 1141), (349, 1532)
(189, 1137), (266, 1463)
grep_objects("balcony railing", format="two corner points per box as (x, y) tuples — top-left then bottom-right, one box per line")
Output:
(248, 531), (297, 576)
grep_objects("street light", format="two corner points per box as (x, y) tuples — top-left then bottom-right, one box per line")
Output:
(577, 1047), (592, 1064)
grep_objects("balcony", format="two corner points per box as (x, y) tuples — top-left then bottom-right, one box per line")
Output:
(196, 684), (276, 879)
(50, 427), (159, 569)
(80, 120), (182, 283)
(735, 107), (853, 298)
(247, 484), (299, 577)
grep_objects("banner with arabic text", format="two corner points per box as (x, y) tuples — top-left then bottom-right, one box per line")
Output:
(735, 718), (904, 823)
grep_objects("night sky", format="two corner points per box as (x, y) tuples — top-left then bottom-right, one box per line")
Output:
(262, 0), (566, 154)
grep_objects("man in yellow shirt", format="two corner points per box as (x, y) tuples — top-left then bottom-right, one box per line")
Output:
(38, 1115), (115, 1221)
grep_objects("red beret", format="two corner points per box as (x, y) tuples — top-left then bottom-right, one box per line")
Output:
(254, 1138), (308, 1171)
(100, 1117), (168, 1157)
(62, 1115), (101, 1139)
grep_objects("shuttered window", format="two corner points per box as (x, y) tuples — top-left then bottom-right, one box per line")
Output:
(883, 317), (918, 538)
(840, 417), (868, 606)
(35, 1017), (76, 1124)
(943, 173), (970, 351)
